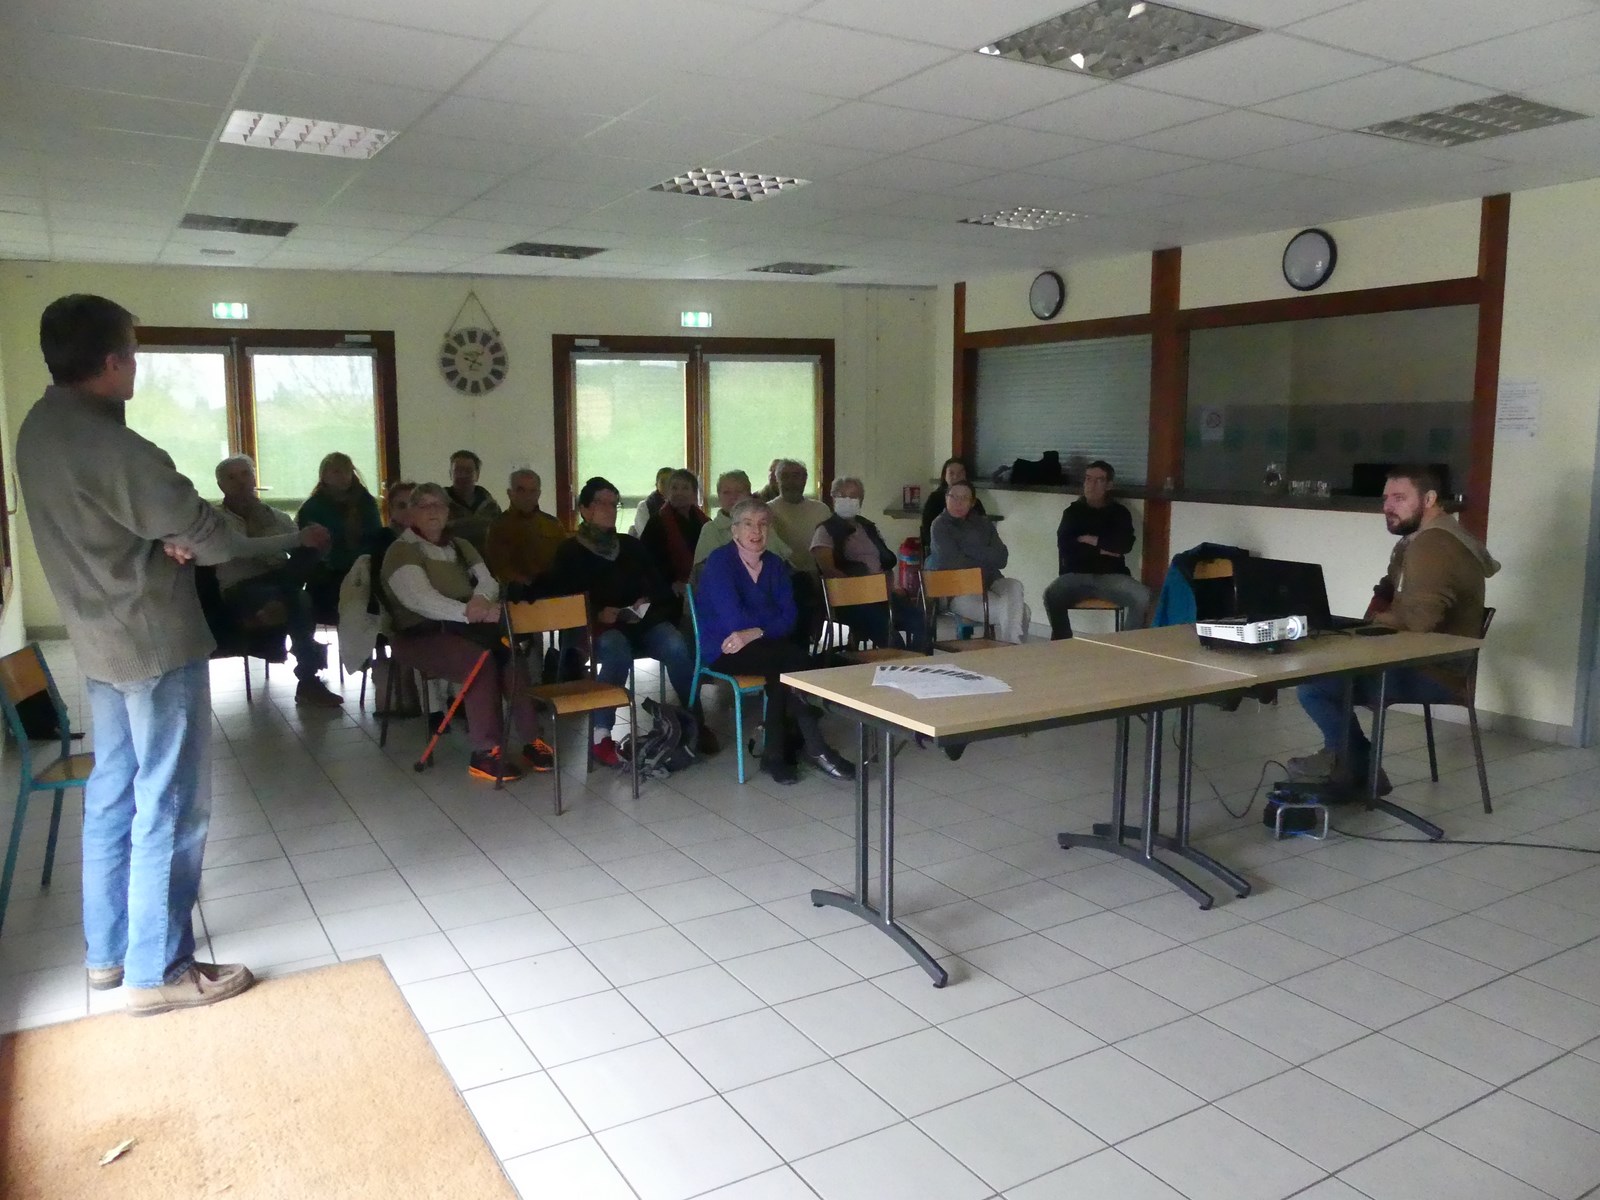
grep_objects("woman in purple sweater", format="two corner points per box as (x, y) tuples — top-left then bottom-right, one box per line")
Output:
(697, 498), (853, 786)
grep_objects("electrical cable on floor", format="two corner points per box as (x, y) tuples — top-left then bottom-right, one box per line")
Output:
(1173, 717), (1280, 820)
(1327, 826), (1600, 854)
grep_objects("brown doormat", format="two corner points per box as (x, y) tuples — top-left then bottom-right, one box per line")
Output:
(0, 957), (516, 1200)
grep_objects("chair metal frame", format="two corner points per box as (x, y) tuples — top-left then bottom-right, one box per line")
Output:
(820, 572), (923, 666)
(0, 644), (94, 937)
(506, 595), (640, 815)
(686, 583), (768, 784)
(919, 566), (1006, 653)
(1067, 596), (1127, 632)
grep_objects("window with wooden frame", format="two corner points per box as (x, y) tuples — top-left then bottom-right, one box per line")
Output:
(552, 335), (835, 522)
(129, 328), (400, 510)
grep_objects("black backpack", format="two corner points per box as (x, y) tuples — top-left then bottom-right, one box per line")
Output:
(621, 698), (701, 778)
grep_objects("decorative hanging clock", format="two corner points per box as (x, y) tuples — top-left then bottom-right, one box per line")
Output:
(438, 290), (508, 396)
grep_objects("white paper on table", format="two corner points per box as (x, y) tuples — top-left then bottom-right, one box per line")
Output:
(871, 664), (1012, 699)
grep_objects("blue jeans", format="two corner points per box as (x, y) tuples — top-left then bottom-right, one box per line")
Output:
(83, 660), (212, 989)
(593, 623), (695, 732)
(1297, 667), (1459, 761)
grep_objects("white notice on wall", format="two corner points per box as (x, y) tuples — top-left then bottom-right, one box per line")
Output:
(1496, 379), (1541, 441)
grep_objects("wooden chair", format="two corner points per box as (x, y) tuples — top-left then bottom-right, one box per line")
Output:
(821, 573), (923, 665)
(0, 645), (94, 937)
(1379, 606), (1496, 814)
(507, 595), (638, 815)
(920, 566), (1007, 653)
(1067, 596), (1126, 632)
(686, 584), (768, 784)
(196, 565), (288, 702)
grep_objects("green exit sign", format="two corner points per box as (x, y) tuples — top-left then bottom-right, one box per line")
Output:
(212, 301), (249, 320)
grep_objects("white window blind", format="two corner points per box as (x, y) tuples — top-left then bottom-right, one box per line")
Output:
(976, 336), (1152, 485)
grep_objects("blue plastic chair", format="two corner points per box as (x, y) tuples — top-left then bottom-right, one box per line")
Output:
(0, 644), (94, 937)
(685, 584), (768, 784)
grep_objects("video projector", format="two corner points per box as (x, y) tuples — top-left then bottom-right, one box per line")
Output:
(1195, 615), (1309, 651)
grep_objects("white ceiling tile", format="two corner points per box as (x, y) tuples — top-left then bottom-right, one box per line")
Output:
(0, 195), (46, 215)
(1008, 83), (1227, 141)
(782, 103), (980, 153)
(1183, 0), (1356, 26)
(801, 0), (1069, 51)
(1286, 0), (1593, 62)
(1138, 160), (1304, 197)
(1524, 72), (1600, 116)
(5, 0), (274, 58)
(38, 128), (209, 169)
(521, 150), (691, 190)
(513, 0), (781, 64)
(319, 185), (463, 216)
(476, 176), (625, 210)
(772, 181), (922, 214)
(353, 157), (508, 197)
(830, 155), (994, 193)
(1029, 143), (1207, 185)
(256, 16), (496, 92)
(282, 223), (411, 247)
(51, 205), (177, 229)
(200, 144), (365, 190)
(1257, 67), (1499, 129)
(292, 0), (546, 41)
(1132, 33), (1387, 107)
(1229, 132), (1422, 175)
(1414, 13), (1600, 94)
(457, 45), (676, 116)
(1132, 110), (1328, 159)
(1060, 185), (1188, 215)
(302, 207), (440, 233)
(628, 80), (842, 131)
(720, 20), (958, 99)
(0, 26), (247, 106)
(375, 132), (549, 176)
(944, 171), (1098, 208)
(916, 124), (1101, 170)
(1, 81), (221, 140)
(723, 137), (881, 179)
(578, 118), (763, 164)
(234, 69), (443, 130)
(867, 54), (1102, 122)
(562, 192), (721, 234)
(407, 97), (610, 148)
(1461, 120), (1600, 169)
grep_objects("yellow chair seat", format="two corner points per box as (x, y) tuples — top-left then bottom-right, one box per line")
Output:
(528, 680), (631, 716)
(38, 753), (95, 785)
(1071, 598), (1122, 611)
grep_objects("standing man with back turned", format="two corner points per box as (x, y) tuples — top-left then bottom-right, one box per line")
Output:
(18, 294), (331, 1017)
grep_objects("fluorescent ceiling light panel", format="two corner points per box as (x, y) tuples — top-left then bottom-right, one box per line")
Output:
(750, 261), (844, 275)
(500, 241), (607, 259)
(1358, 93), (1589, 148)
(959, 207), (1085, 230)
(180, 213), (297, 237)
(978, 0), (1258, 81)
(651, 168), (810, 201)
(220, 110), (398, 159)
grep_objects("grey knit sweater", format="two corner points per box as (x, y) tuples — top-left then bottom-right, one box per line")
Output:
(18, 384), (302, 683)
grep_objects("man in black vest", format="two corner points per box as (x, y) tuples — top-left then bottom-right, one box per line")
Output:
(810, 476), (924, 650)
(1043, 460), (1152, 638)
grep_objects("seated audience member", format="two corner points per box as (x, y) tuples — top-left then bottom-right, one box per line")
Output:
(640, 468), (709, 622)
(694, 470), (795, 571)
(920, 457), (986, 557)
(374, 480), (416, 565)
(296, 451), (383, 622)
(363, 479), (422, 717)
(214, 455), (341, 706)
(765, 459), (832, 642)
(486, 467), (570, 591)
(630, 467), (675, 537)
(1042, 460), (1152, 639)
(1289, 465), (1499, 793)
(548, 476), (710, 766)
(444, 449), (502, 552)
(756, 458), (783, 502)
(380, 482), (552, 782)
(698, 499), (854, 785)
(811, 476), (924, 650)
(927, 481), (1031, 643)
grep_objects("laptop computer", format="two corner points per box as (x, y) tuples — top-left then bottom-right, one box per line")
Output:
(1233, 557), (1369, 632)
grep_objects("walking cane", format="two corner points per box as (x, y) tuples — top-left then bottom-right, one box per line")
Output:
(414, 647), (493, 773)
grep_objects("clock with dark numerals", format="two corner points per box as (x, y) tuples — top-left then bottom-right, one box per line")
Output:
(438, 327), (508, 395)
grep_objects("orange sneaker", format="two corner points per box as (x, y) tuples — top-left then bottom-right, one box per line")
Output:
(468, 747), (524, 782)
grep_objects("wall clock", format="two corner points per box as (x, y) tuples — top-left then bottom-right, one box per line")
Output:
(439, 327), (508, 396)
(1029, 270), (1066, 320)
(1282, 228), (1337, 292)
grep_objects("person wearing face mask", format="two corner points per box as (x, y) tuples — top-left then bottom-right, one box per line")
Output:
(811, 476), (924, 650)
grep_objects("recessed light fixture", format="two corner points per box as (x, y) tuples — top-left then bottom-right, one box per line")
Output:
(180, 213), (297, 238)
(750, 261), (845, 275)
(977, 0), (1257, 81)
(500, 241), (607, 259)
(652, 169), (810, 201)
(1358, 93), (1589, 147)
(220, 110), (397, 159)
(960, 208), (1085, 230)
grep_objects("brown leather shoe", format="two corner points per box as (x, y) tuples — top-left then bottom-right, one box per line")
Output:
(295, 677), (344, 707)
(126, 961), (256, 1017)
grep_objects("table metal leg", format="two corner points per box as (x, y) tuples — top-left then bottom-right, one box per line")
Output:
(811, 723), (948, 987)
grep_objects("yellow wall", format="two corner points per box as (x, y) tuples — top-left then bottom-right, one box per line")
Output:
(938, 182), (1600, 738)
(1, 265), (935, 631)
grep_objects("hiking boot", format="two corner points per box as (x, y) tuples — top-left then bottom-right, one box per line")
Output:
(295, 677), (344, 707)
(808, 749), (856, 781)
(88, 965), (123, 990)
(523, 739), (556, 772)
(1286, 747), (1336, 782)
(763, 758), (799, 786)
(591, 737), (623, 769)
(468, 747), (524, 782)
(697, 725), (722, 756)
(126, 961), (255, 1017)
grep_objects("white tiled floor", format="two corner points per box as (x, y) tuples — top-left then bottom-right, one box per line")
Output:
(5, 642), (1600, 1199)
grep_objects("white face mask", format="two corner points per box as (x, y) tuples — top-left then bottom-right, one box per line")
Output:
(833, 497), (862, 520)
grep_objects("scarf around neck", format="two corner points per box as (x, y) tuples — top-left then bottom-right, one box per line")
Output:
(576, 519), (621, 561)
